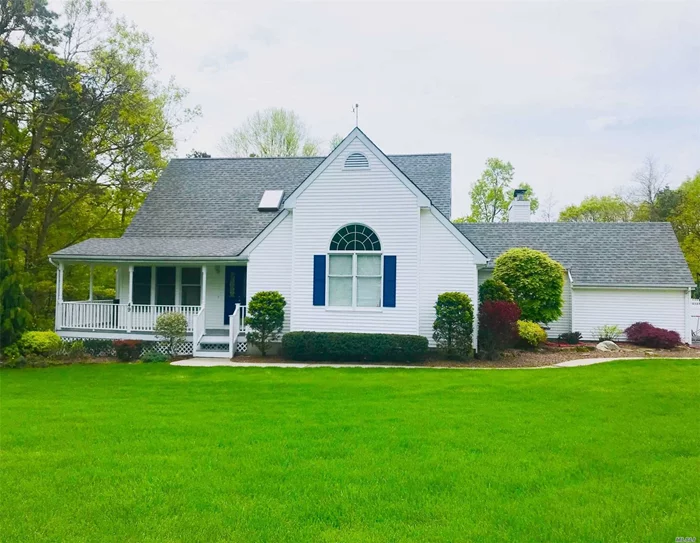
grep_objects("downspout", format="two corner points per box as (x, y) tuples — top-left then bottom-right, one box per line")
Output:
(567, 269), (575, 337)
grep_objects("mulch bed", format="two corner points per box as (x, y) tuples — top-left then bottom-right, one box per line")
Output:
(230, 343), (700, 369)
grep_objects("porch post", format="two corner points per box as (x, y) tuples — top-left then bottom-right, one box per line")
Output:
(88, 265), (94, 301)
(127, 265), (134, 332)
(175, 266), (182, 307)
(55, 262), (64, 330)
(201, 266), (207, 309)
(150, 265), (156, 305)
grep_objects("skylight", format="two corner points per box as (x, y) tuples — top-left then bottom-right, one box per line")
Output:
(258, 190), (284, 210)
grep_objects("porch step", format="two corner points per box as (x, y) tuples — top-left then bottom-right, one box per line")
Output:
(192, 349), (230, 359)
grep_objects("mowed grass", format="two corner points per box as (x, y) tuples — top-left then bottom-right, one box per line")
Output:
(1, 360), (698, 542)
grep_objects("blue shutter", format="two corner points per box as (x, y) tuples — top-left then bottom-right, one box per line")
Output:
(313, 255), (326, 306)
(383, 255), (396, 307)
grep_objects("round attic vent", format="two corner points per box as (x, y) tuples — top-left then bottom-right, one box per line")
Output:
(344, 152), (369, 169)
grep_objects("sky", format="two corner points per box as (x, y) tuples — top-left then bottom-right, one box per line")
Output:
(102, 1), (699, 219)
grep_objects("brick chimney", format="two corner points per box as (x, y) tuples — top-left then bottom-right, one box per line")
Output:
(508, 189), (531, 222)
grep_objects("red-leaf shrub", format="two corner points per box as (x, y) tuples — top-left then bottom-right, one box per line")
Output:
(113, 340), (143, 361)
(624, 322), (682, 349)
(478, 301), (521, 358)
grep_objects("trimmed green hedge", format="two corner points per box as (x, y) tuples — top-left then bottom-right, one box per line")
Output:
(282, 332), (428, 363)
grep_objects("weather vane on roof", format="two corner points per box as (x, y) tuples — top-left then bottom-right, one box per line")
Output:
(352, 103), (359, 127)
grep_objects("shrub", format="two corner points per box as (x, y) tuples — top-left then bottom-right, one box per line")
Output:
(17, 331), (62, 355)
(154, 313), (188, 357)
(593, 325), (622, 342)
(282, 332), (428, 363)
(478, 279), (514, 304)
(140, 351), (169, 363)
(113, 340), (142, 362)
(517, 320), (547, 348)
(478, 301), (521, 358)
(558, 331), (582, 345)
(625, 322), (682, 349)
(65, 340), (87, 359)
(433, 292), (475, 359)
(246, 291), (286, 357)
(2, 343), (21, 362)
(82, 339), (115, 357)
(493, 248), (565, 324)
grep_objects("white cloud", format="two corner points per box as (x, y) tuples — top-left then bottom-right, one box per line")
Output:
(103, 1), (700, 217)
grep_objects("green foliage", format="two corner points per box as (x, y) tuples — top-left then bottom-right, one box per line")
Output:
(433, 292), (475, 359)
(0, 233), (33, 346)
(2, 344), (22, 362)
(154, 313), (187, 357)
(478, 278), (514, 304)
(493, 248), (565, 324)
(593, 325), (623, 342)
(140, 351), (169, 363)
(0, 0), (198, 329)
(246, 291), (286, 356)
(18, 331), (62, 355)
(220, 108), (320, 157)
(517, 321), (547, 348)
(558, 195), (633, 222)
(457, 158), (538, 223)
(113, 340), (142, 362)
(282, 332), (428, 363)
(82, 339), (115, 357)
(64, 340), (87, 359)
(558, 332), (583, 345)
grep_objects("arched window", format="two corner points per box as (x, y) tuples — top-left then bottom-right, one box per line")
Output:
(330, 224), (381, 251)
(328, 224), (382, 307)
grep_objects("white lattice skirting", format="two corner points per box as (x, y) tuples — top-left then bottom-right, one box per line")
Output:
(61, 338), (193, 356)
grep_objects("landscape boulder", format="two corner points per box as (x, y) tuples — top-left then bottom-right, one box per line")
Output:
(596, 340), (620, 352)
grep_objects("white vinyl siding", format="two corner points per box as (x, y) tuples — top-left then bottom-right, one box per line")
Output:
(247, 213), (293, 333)
(420, 210), (479, 347)
(291, 138), (419, 334)
(477, 269), (572, 339)
(572, 288), (688, 342)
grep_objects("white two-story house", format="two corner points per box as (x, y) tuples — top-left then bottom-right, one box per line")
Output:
(51, 128), (697, 356)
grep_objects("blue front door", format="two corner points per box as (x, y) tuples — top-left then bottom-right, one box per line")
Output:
(224, 266), (247, 325)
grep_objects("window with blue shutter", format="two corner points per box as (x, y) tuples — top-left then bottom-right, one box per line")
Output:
(313, 255), (326, 306)
(383, 255), (396, 307)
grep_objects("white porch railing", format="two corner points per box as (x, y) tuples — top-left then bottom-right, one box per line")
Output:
(193, 307), (206, 350)
(58, 301), (201, 332)
(228, 304), (248, 357)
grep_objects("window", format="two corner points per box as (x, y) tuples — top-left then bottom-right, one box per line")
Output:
(155, 267), (176, 305)
(133, 266), (151, 305)
(181, 267), (201, 306)
(328, 224), (382, 308)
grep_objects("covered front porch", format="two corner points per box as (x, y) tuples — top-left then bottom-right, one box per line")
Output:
(53, 261), (249, 357)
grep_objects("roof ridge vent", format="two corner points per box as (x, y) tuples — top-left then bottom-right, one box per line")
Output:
(258, 189), (284, 210)
(344, 152), (369, 169)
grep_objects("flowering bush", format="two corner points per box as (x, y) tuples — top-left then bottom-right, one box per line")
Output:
(517, 320), (547, 348)
(477, 301), (521, 358)
(625, 322), (682, 349)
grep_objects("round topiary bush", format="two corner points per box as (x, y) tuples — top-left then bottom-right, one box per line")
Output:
(517, 320), (547, 348)
(493, 248), (565, 324)
(433, 292), (475, 359)
(478, 278), (514, 304)
(246, 291), (286, 356)
(17, 331), (62, 355)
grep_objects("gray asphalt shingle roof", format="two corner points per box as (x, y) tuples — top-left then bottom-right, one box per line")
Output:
(455, 222), (694, 287)
(53, 153), (452, 259)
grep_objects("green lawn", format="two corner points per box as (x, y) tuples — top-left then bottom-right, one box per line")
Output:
(1, 360), (698, 542)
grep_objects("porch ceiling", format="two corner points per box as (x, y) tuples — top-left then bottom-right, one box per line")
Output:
(51, 237), (252, 260)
